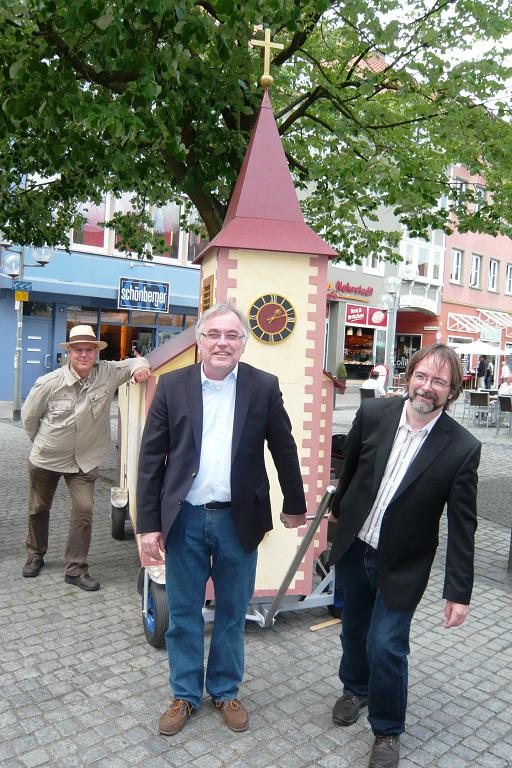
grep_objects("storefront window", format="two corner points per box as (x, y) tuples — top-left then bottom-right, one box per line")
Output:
(344, 328), (375, 364)
(184, 314), (197, 329)
(374, 329), (386, 365)
(395, 335), (421, 372)
(67, 306), (98, 326)
(158, 313), (185, 328)
(100, 309), (129, 324)
(23, 302), (52, 318)
(130, 310), (157, 326)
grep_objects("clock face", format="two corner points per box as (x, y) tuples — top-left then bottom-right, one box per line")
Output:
(248, 294), (296, 344)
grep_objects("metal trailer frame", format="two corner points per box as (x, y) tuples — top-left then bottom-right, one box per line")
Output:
(139, 486), (337, 638)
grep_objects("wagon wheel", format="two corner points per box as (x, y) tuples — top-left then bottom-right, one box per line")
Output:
(143, 581), (169, 649)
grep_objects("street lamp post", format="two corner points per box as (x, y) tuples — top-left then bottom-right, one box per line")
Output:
(379, 275), (402, 390)
(1, 245), (53, 420)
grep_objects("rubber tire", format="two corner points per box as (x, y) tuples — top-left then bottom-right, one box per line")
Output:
(143, 581), (168, 649)
(111, 505), (125, 541)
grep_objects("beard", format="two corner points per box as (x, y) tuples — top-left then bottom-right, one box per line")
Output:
(409, 388), (443, 414)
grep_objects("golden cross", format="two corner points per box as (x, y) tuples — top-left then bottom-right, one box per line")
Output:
(250, 27), (284, 88)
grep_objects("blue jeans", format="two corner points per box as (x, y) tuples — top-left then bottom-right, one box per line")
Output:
(336, 538), (415, 736)
(165, 502), (257, 709)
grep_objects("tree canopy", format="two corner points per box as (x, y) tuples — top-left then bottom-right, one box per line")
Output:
(1, 0), (512, 261)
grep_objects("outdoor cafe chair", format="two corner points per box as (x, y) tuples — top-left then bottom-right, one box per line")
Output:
(468, 390), (492, 427)
(495, 395), (512, 436)
(459, 389), (471, 424)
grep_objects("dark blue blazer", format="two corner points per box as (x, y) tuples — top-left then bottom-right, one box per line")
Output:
(136, 362), (306, 552)
(330, 397), (481, 611)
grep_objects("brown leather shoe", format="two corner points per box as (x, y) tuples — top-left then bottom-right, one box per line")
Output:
(64, 574), (100, 591)
(212, 699), (249, 732)
(159, 700), (193, 735)
(23, 556), (44, 577)
(368, 735), (400, 768)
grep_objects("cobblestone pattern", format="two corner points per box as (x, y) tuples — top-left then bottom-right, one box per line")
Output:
(0, 393), (511, 767)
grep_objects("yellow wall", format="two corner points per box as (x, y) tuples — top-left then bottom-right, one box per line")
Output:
(221, 249), (321, 592)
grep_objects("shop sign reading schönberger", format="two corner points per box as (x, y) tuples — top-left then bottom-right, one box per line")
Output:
(118, 277), (170, 313)
(345, 303), (387, 328)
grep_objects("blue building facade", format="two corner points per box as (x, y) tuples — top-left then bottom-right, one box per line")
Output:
(0, 246), (200, 400)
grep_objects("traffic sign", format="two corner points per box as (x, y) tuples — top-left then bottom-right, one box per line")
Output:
(12, 279), (32, 291)
(15, 291), (29, 302)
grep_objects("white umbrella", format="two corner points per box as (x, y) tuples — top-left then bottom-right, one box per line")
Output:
(452, 341), (505, 356)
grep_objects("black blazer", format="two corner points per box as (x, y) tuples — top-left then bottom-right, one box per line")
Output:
(136, 362), (306, 552)
(330, 397), (481, 611)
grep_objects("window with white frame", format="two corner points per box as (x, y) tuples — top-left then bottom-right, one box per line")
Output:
(450, 249), (463, 284)
(469, 254), (482, 288)
(488, 258), (499, 292)
(152, 200), (182, 261)
(474, 185), (486, 212)
(454, 178), (467, 198)
(362, 254), (384, 275)
(71, 197), (110, 251)
(400, 235), (443, 282)
(505, 263), (512, 295)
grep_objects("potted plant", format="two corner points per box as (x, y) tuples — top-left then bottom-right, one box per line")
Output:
(336, 361), (348, 394)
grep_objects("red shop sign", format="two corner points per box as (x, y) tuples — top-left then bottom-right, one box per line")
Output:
(367, 307), (387, 328)
(345, 303), (367, 325)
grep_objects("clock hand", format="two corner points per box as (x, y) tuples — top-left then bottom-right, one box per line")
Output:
(267, 309), (285, 324)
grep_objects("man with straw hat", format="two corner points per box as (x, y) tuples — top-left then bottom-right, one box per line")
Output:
(21, 324), (150, 590)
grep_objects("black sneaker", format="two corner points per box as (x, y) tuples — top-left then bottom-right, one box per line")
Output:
(332, 691), (368, 725)
(22, 556), (44, 577)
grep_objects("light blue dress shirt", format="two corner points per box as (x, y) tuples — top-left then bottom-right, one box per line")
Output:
(185, 365), (238, 505)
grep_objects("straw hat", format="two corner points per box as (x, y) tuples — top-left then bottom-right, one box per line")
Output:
(59, 325), (108, 350)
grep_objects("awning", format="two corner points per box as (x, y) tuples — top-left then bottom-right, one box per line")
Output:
(477, 309), (512, 329)
(447, 313), (485, 334)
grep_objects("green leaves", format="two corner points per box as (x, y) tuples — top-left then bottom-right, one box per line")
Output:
(1, 0), (512, 259)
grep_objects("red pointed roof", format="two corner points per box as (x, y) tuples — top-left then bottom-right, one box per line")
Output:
(196, 91), (337, 260)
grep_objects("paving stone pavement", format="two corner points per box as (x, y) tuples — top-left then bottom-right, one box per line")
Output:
(0, 389), (511, 768)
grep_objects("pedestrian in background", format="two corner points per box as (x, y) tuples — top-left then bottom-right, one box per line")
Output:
(329, 344), (480, 768)
(361, 370), (386, 397)
(136, 303), (306, 737)
(21, 324), (150, 590)
(476, 355), (486, 389)
(484, 360), (494, 389)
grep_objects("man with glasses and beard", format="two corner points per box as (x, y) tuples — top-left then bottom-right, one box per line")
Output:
(329, 344), (480, 768)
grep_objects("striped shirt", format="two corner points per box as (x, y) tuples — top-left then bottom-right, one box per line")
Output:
(358, 402), (441, 549)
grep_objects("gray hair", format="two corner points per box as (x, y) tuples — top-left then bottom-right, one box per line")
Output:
(196, 302), (249, 342)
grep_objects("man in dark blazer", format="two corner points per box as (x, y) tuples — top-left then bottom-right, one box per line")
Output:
(329, 344), (480, 768)
(137, 303), (306, 737)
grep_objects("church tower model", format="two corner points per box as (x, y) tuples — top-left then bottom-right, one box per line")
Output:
(196, 80), (338, 597)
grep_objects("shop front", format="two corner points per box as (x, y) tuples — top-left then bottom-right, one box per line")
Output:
(0, 248), (200, 400)
(343, 303), (387, 380)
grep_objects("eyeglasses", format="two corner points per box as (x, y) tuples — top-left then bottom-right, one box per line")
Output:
(413, 372), (450, 389)
(200, 331), (244, 342)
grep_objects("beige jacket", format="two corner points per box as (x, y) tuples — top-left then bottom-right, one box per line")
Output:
(22, 358), (149, 473)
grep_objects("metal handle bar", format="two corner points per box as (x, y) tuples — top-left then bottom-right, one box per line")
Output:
(263, 485), (337, 628)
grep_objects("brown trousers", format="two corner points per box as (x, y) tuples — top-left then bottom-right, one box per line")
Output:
(26, 461), (100, 576)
